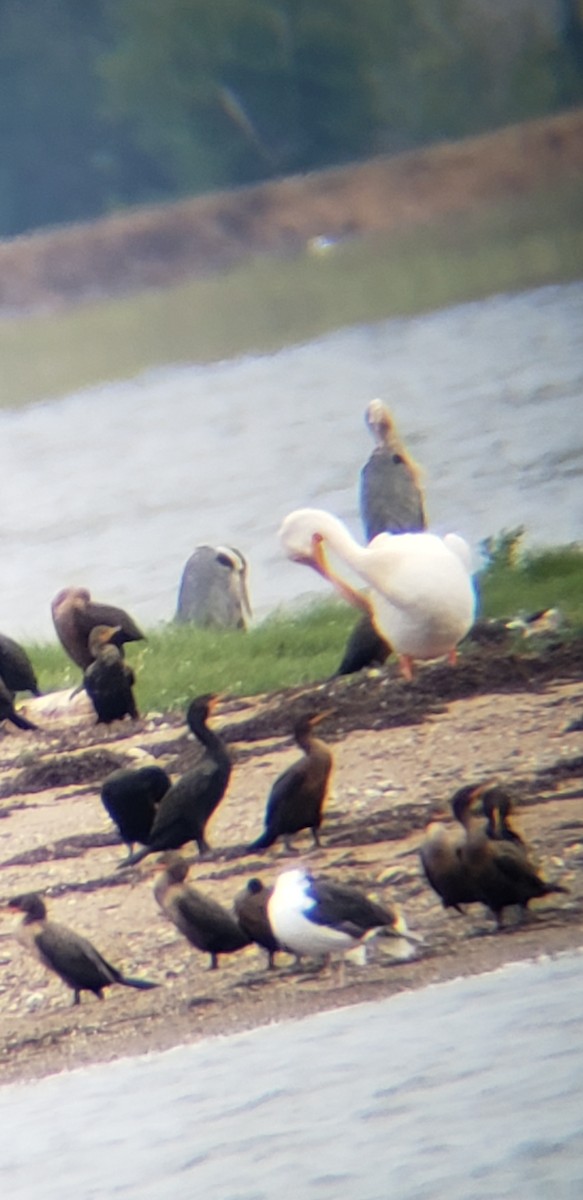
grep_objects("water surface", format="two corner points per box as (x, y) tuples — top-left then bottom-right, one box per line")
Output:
(1, 282), (581, 639)
(1, 953), (582, 1199)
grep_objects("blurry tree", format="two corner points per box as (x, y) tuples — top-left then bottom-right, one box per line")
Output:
(0, 1), (110, 235)
(100, 0), (389, 194)
(0, 0), (580, 236)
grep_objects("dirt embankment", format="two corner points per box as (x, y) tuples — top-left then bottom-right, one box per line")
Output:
(0, 635), (582, 1083)
(0, 108), (582, 315)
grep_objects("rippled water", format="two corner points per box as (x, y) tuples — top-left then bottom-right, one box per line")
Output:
(1, 281), (582, 640)
(1, 953), (582, 1199)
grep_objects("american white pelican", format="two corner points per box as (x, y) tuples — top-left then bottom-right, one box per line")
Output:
(279, 507), (476, 679)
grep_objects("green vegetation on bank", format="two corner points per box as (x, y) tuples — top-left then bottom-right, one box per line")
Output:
(27, 538), (583, 714)
(2, 175), (582, 410)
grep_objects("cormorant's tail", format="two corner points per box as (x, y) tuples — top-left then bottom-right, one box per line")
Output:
(8, 710), (38, 732)
(246, 828), (278, 852)
(117, 845), (151, 869)
(120, 976), (159, 990)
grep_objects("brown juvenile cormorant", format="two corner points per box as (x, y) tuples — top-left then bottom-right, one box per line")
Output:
(0, 675), (37, 732)
(247, 712), (333, 853)
(120, 694), (231, 866)
(233, 878), (281, 968)
(101, 764), (172, 856)
(0, 633), (40, 697)
(9, 893), (159, 1005)
(51, 586), (145, 671)
(83, 625), (139, 723)
(453, 785), (567, 928)
(268, 867), (416, 983)
(154, 853), (250, 969)
(419, 786), (484, 914)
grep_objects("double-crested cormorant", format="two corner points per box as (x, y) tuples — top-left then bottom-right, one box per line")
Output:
(101, 765), (171, 856)
(482, 785), (526, 847)
(419, 793), (482, 914)
(247, 712), (332, 853)
(176, 544), (252, 630)
(9, 893), (158, 1005)
(154, 853), (250, 969)
(51, 586), (145, 671)
(120, 695), (231, 866)
(83, 625), (139, 723)
(334, 612), (391, 677)
(453, 785), (567, 928)
(268, 867), (415, 981)
(0, 633), (40, 697)
(0, 675), (37, 732)
(279, 508), (476, 680)
(360, 399), (426, 542)
(233, 878), (281, 968)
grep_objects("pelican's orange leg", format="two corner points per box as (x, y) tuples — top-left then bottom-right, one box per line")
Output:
(399, 654), (415, 682)
(448, 647), (458, 667)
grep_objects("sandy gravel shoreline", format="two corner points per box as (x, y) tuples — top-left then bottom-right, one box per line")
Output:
(1, 640), (582, 1084)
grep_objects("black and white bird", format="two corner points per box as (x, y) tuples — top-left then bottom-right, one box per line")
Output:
(267, 867), (416, 983)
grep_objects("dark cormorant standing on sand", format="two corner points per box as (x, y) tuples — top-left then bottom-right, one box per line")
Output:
(336, 398), (427, 676)
(0, 675), (37, 732)
(268, 867), (416, 983)
(83, 625), (139, 723)
(120, 695), (231, 866)
(452, 784), (567, 928)
(0, 633), (40, 697)
(101, 765), (172, 856)
(9, 893), (158, 1005)
(247, 712), (333, 853)
(51, 586), (145, 671)
(234, 878), (281, 968)
(154, 853), (250, 969)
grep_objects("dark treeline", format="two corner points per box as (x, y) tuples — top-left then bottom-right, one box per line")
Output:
(0, 0), (582, 239)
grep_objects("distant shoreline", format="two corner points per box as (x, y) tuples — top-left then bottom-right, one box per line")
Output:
(0, 108), (582, 316)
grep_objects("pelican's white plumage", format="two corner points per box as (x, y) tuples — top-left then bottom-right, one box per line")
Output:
(279, 508), (476, 671)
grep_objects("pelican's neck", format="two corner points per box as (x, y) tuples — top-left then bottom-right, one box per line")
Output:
(317, 512), (370, 575)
